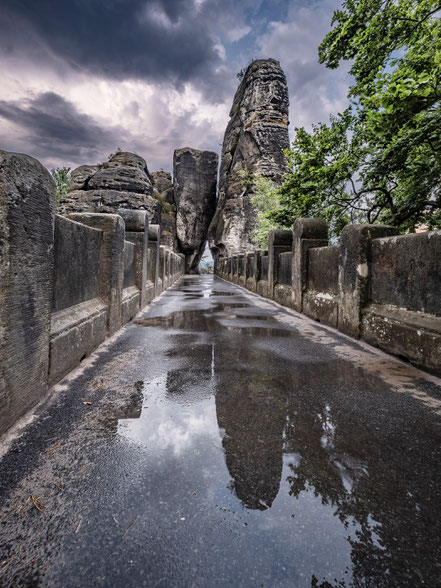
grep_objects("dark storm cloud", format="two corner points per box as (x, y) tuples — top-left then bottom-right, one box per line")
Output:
(0, 0), (249, 99)
(0, 92), (124, 164)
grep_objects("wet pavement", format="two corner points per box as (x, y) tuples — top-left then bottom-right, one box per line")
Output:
(1, 275), (441, 587)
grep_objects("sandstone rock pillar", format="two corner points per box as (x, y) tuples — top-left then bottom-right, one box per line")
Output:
(209, 59), (290, 258)
(173, 147), (218, 274)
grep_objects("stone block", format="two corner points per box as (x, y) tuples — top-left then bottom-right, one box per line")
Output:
(117, 208), (148, 232)
(123, 240), (137, 288)
(338, 223), (396, 337)
(370, 231), (441, 315)
(122, 286), (141, 325)
(268, 229), (293, 298)
(0, 151), (56, 435)
(159, 246), (166, 292)
(68, 213), (125, 334)
(362, 304), (441, 374)
(49, 298), (107, 385)
(148, 224), (161, 296)
(52, 215), (102, 313)
(292, 218), (328, 311)
(302, 291), (338, 328)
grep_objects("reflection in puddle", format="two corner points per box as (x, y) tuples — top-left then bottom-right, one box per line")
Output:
(118, 375), (221, 456)
(210, 291), (237, 297)
(117, 275), (441, 586)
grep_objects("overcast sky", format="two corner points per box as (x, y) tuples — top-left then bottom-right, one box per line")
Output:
(0, 0), (350, 173)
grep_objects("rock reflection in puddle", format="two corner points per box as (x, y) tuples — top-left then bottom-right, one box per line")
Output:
(117, 276), (441, 586)
(115, 372), (360, 585)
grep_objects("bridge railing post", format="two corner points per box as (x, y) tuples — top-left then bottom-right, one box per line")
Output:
(227, 257), (232, 280)
(291, 218), (328, 312)
(159, 246), (166, 292)
(254, 250), (267, 289)
(68, 213), (125, 334)
(118, 209), (149, 309)
(245, 252), (255, 291)
(0, 151), (56, 436)
(165, 249), (171, 288)
(338, 223), (396, 337)
(268, 230), (293, 299)
(231, 256), (238, 283)
(148, 225), (161, 297)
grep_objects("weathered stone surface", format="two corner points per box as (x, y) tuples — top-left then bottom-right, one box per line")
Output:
(268, 229), (292, 298)
(370, 231), (441, 315)
(68, 213), (125, 335)
(70, 165), (99, 191)
(116, 208), (148, 232)
(88, 165), (152, 194)
(292, 218), (329, 311)
(109, 151), (148, 171)
(53, 215), (102, 312)
(0, 150), (56, 435)
(151, 171), (174, 204)
(209, 59), (290, 258)
(362, 304), (441, 372)
(174, 147), (218, 273)
(307, 245), (339, 295)
(58, 189), (161, 222)
(49, 299), (107, 386)
(61, 152), (159, 223)
(338, 224), (397, 337)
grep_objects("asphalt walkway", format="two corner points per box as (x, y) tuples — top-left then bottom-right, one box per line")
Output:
(1, 275), (441, 587)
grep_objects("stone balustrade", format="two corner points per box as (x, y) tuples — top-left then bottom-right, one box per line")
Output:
(0, 151), (184, 435)
(216, 220), (441, 374)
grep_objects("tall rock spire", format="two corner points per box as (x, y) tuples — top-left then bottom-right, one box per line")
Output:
(173, 147), (218, 274)
(209, 58), (290, 258)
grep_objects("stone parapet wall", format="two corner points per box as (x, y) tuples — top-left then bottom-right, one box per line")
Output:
(216, 220), (441, 374)
(0, 153), (185, 436)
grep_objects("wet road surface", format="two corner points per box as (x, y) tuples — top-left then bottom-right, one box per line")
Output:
(1, 275), (441, 587)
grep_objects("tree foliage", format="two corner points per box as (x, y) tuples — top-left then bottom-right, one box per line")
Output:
(51, 167), (71, 201)
(277, 0), (441, 236)
(199, 254), (214, 274)
(238, 170), (290, 247)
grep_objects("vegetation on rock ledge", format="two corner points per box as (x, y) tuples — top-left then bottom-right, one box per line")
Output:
(51, 167), (71, 201)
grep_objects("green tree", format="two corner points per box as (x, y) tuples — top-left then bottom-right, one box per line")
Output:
(278, 0), (441, 236)
(238, 170), (290, 248)
(51, 167), (71, 201)
(199, 254), (214, 274)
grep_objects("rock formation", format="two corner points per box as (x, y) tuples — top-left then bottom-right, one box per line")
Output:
(151, 171), (176, 249)
(209, 59), (290, 259)
(151, 171), (174, 204)
(173, 147), (218, 274)
(59, 152), (162, 223)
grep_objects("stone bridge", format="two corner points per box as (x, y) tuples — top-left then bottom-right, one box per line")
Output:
(1, 58), (441, 586)
(1, 152), (441, 586)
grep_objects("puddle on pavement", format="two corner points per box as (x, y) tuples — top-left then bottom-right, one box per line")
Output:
(115, 276), (441, 586)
